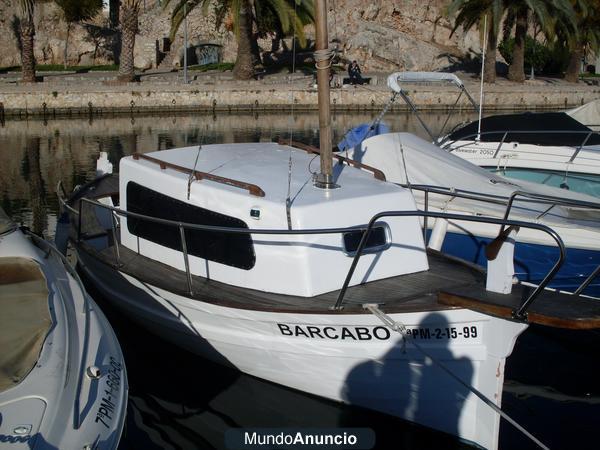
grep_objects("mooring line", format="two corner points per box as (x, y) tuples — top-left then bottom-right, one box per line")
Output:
(363, 303), (550, 450)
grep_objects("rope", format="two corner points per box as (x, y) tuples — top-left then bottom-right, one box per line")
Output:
(314, 48), (333, 69)
(397, 135), (411, 189)
(364, 303), (550, 450)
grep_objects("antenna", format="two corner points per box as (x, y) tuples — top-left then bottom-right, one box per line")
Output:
(477, 15), (488, 141)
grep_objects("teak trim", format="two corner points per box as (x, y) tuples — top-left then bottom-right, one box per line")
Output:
(438, 291), (600, 330)
(279, 139), (387, 181)
(132, 153), (265, 197)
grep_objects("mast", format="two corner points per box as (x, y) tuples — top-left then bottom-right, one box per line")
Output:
(314, 0), (336, 189)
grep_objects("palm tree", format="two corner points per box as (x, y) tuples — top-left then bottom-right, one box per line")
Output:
(117, 0), (141, 82)
(448, 0), (505, 83)
(163, 0), (315, 80)
(16, 0), (50, 83)
(503, 0), (575, 82)
(563, 0), (600, 82)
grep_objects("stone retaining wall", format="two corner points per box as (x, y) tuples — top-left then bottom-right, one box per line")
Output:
(1, 85), (599, 118)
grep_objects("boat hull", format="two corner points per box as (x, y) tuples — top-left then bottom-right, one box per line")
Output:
(77, 248), (528, 450)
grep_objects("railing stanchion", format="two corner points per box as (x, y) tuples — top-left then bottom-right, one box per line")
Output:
(493, 131), (508, 159)
(333, 221), (375, 310)
(569, 130), (593, 163)
(110, 211), (121, 267)
(574, 264), (600, 296)
(179, 224), (194, 296)
(423, 191), (429, 243)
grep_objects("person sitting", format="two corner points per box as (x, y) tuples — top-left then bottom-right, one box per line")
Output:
(348, 61), (363, 86)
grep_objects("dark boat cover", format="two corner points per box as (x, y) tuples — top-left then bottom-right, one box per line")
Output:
(447, 112), (600, 147)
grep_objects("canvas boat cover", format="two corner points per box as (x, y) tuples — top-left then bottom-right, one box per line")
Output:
(0, 257), (51, 393)
(567, 100), (600, 130)
(446, 112), (600, 147)
(354, 133), (600, 228)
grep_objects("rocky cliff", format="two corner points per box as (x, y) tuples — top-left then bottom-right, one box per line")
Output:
(0, 0), (480, 72)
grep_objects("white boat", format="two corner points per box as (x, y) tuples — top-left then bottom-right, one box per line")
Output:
(0, 208), (127, 449)
(440, 106), (600, 197)
(383, 72), (600, 197)
(345, 131), (600, 296)
(58, 6), (600, 450)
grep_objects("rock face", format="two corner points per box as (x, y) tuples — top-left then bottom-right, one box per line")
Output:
(0, 0), (480, 72)
(329, 0), (480, 71)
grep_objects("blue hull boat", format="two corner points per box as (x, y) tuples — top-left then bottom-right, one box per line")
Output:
(437, 230), (600, 297)
(346, 132), (600, 298)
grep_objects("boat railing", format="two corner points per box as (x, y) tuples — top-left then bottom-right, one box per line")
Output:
(439, 129), (600, 162)
(401, 183), (600, 301)
(62, 193), (576, 320)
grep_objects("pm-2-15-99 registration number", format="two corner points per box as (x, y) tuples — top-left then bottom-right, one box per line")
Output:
(406, 326), (479, 340)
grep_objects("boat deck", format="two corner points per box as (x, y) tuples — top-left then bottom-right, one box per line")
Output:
(69, 174), (600, 327)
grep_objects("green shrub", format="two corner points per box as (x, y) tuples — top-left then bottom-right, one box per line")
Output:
(499, 36), (568, 75)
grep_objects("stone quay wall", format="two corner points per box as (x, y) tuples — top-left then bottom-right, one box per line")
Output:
(1, 82), (599, 118)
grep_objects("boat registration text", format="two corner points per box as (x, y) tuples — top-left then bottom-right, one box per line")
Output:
(277, 324), (480, 341)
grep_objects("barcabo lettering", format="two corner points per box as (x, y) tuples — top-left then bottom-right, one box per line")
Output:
(278, 324), (391, 341)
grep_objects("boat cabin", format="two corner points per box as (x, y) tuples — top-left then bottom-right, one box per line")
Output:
(119, 143), (428, 296)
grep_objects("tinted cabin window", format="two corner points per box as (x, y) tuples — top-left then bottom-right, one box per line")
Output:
(126, 182), (255, 270)
(343, 226), (388, 255)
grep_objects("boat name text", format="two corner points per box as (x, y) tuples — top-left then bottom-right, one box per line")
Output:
(277, 324), (479, 340)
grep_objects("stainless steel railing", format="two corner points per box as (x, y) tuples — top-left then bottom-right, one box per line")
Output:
(400, 183), (600, 299)
(58, 184), (575, 319)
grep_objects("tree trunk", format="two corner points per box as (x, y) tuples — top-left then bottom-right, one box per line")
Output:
(483, 24), (497, 84)
(233, 0), (255, 80)
(110, 0), (121, 29)
(564, 46), (583, 83)
(508, 8), (527, 83)
(63, 22), (71, 69)
(20, 12), (36, 83)
(118, 2), (139, 82)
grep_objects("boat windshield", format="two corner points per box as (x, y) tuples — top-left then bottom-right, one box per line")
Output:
(0, 208), (16, 235)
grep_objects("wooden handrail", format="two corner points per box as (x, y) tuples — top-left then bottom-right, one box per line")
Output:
(278, 139), (387, 182)
(132, 153), (265, 197)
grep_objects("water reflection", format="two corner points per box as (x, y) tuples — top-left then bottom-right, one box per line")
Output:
(0, 111), (478, 238)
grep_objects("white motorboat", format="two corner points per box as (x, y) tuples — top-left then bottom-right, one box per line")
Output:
(382, 72), (600, 197)
(58, 5), (600, 450)
(440, 107), (600, 197)
(0, 208), (127, 449)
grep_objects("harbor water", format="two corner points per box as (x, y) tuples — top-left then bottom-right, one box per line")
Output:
(1, 111), (599, 449)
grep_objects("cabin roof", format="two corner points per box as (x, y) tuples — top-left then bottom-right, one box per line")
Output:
(132, 142), (404, 204)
